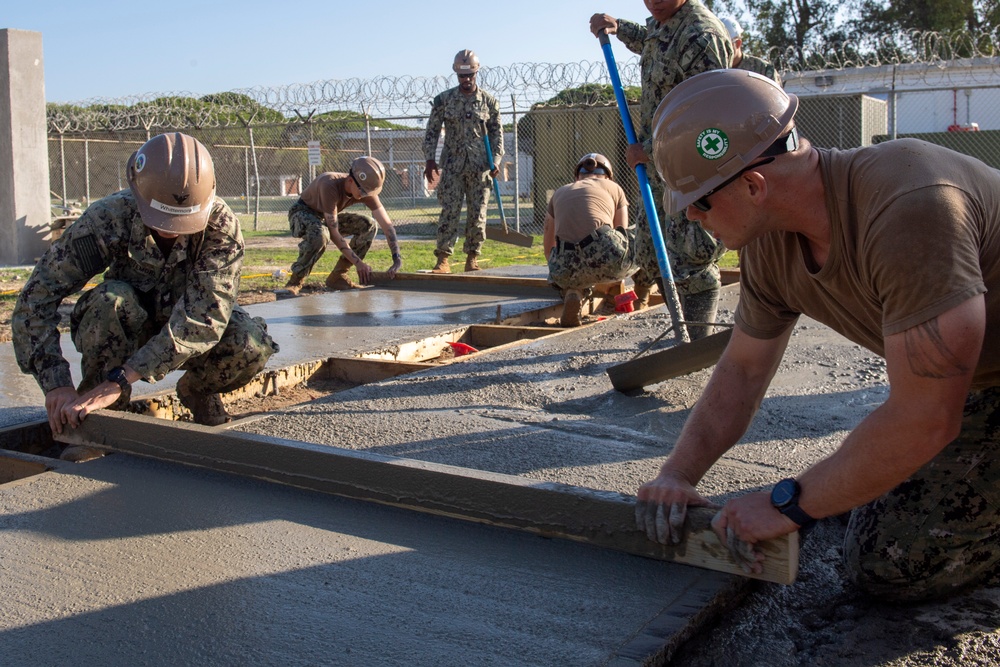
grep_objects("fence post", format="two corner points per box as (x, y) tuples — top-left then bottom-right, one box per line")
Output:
(58, 132), (67, 207)
(84, 137), (91, 204)
(238, 111), (261, 232)
(244, 146), (250, 215)
(511, 94), (520, 233)
(363, 105), (372, 156)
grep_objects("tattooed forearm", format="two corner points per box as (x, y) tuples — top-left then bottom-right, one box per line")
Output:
(904, 319), (970, 378)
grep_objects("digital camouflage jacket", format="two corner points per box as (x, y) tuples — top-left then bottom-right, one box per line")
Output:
(13, 190), (244, 393)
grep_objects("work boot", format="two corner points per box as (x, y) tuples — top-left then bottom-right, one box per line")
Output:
(431, 256), (450, 274)
(326, 256), (359, 291)
(465, 255), (481, 272)
(633, 283), (652, 310)
(281, 277), (303, 296)
(561, 289), (583, 327)
(177, 375), (231, 427)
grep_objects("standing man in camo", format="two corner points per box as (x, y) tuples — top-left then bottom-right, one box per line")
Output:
(423, 49), (503, 274)
(721, 17), (781, 84)
(591, 1), (732, 339)
(13, 133), (279, 438)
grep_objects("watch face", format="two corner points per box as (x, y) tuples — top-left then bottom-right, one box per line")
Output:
(771, 479), (797, 507)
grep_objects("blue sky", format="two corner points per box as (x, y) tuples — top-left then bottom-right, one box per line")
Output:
(7, 0), (652, 103)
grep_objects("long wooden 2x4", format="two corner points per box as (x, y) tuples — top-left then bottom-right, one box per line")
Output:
(54, 411), (797, 584)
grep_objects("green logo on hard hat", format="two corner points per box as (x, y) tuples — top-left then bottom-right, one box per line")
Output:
(696, 129), (729, 160)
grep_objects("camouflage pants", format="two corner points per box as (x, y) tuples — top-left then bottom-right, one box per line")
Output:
(71, 280), (279, 408)
(435, 168), (491, 258)
(633, 175), (725, 297)
(287, 200), (377, 281)
(843, 385), (1000, 601)
(548, 225), (638, 294)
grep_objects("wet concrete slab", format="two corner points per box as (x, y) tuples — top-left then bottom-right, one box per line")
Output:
(0, 269), (759, 664)
(0, 451), (735, 666)
(0, 269), (559, 427)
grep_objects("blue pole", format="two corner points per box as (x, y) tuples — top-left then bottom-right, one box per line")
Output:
(482, 129), (507, 228)
(598, 31), (689, 343)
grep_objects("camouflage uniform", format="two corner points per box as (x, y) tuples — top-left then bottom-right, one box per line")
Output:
(423, 87), (503, 259)
(738, 53), (781, 85)
(13, 190), (278, 407)
(548, 226), (637, 296)
(287, 199), (376, 283)
(843, 386), (1000, 602)
(615, 1), (732, 308)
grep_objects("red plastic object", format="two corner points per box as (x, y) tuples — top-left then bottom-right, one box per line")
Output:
(447, 342), (479, 356)
(614, 290), (637, 313)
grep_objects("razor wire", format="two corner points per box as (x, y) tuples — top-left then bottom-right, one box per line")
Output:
(46, 29), (1000, 134)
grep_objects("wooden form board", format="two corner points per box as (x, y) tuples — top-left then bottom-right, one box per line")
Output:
(55, 411), (797, 584)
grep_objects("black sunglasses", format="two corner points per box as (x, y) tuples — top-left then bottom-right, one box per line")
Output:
(691, 128), (799, 212)
(457, 72), (476, 79)
(691, 157), (775, 212)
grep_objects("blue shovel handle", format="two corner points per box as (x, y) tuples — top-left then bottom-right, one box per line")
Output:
(598, 30), (689, 343)
(482, 122), (507, 228)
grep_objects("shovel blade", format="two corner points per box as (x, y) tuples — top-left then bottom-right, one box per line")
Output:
(485, 225), (534, 248)
(608, 328), (732, 394)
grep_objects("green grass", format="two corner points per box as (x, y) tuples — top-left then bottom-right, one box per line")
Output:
(238, 228), (739, 291)
(239, 235), (548, 291)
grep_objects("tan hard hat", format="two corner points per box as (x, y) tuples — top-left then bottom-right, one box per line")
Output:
(575, 153), (614, 180)
(127, 132), (216, 234)
(453, 49), (480, 73)
(350, 156), (386, 197)
(652, 69), (798, 214)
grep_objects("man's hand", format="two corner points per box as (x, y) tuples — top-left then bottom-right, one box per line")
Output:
(45, 386), (80, 436)
(355, 260), (374, 285)
(635, 470), (717, 544)
(626, 143), (648, 169)
(489, 166), (499, 179)
(388, 256), (402, 279)
(711, 490), (799, 574)
(424, 159), (440, 184)
(590, 13), (617, 36)
(46, 382), (123, 435)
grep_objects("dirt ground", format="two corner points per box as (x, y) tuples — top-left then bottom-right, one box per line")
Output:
(663, 328), (1000, 667)
(670, 516), (1000, 666)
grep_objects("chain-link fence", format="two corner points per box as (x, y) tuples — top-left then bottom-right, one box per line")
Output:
(46, 30), (1000, 238)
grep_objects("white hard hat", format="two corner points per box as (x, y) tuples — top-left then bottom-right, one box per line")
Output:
(721, 17), (743, 41)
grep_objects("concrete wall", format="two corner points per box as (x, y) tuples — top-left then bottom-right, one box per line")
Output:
(0, 29), (50, 266)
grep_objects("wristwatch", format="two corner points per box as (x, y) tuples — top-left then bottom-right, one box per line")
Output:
(106, 366), (130, 393)
(770, 478), (816, 531)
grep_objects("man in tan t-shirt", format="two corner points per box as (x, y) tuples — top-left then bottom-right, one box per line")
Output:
(282, 156), (403, 295)
(637, 69), (1000, 602)
(543, 153), (637, 327)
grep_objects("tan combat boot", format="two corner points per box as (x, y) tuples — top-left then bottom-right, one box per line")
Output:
(561, 289), (583, 327)
(281, 275), (304, 296)
(431, 256), (451, 274)
(632, 283), (651, 310)
(326, 256), (359, 290)
(177, 375), (231, 427)
(465, 254), (482, 272)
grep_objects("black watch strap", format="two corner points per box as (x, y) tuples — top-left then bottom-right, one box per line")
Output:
(106, 366), (130, 393)
(779, 502), (816, 530)
(770, 478), (816, 531)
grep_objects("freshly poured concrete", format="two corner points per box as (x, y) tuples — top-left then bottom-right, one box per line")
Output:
(0, 271), (559, 426)
(0, 268), (891, 664)
(0, 451), (732, 666)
